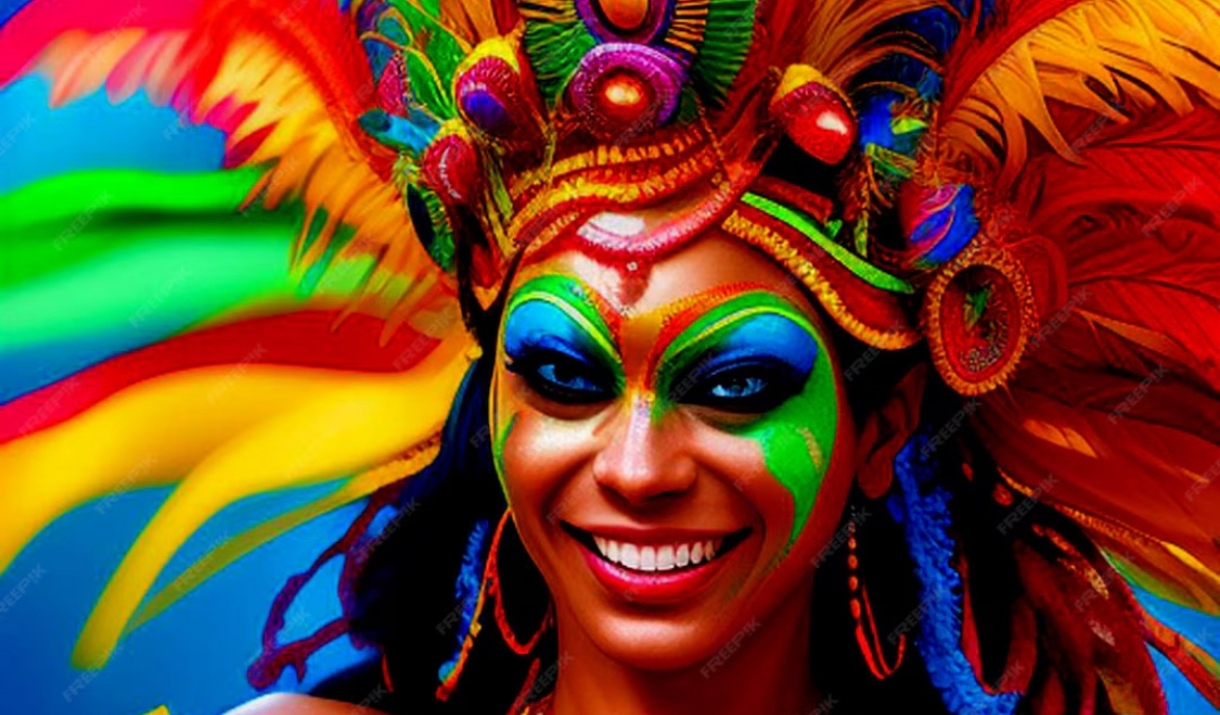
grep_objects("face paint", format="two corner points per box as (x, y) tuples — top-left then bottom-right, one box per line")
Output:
(495, 275), (838, 551)
(653, 291), (836, 550)
(493, 275), (624, 489)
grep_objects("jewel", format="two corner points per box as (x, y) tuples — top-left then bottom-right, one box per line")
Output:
(923, 247), (1037, 396)
(770, 64), (857, 166)
(423, 127), (480, 204)
(454, 39), (543, 145)
(598, 72), (651, 124)
(597, 0), (650, 32)
(570, 43), (684, 140)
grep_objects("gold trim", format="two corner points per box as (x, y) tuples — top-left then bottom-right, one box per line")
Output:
(922, 245), (1036, 396)
(721, 210), (920, 350)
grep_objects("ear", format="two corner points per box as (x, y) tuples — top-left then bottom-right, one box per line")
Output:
(854, 363), (927, 498)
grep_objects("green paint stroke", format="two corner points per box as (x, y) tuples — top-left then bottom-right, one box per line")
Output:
(656, 292), (839, 550)
(492, 408), (518, 494)
(740, 192), (914, 295)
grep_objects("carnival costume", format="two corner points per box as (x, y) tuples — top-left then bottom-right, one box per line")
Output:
(1, 0), (1220, 712)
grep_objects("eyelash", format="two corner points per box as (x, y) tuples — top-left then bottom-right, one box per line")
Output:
(671, 360), (806, 414)
(506, 350), (615, 404)
(507, 348), (806, 416)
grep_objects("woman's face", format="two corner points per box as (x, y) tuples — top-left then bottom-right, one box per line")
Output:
(491, 233), (858, 670)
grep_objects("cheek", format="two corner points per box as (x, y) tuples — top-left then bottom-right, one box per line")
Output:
(727, 345), (842, 550)
(492, 368), (597, 521)
(687, 425), (797, 548)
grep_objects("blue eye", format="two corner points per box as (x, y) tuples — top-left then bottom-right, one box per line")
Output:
(507, 350), (615, 404)
(668, 313), (818, 414)
(709, 374), (768, 400)
(680, 362), (803, 413)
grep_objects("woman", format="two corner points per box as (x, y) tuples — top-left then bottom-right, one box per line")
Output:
(1, 0), (1219, 713)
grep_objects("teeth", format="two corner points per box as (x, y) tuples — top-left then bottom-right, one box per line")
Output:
(621, 543), (640, 569)
(657, 545), (675, 571)
(591, 535), (726, 572)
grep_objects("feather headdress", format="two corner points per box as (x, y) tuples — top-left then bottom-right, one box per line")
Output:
(1, 0), (1218, 711)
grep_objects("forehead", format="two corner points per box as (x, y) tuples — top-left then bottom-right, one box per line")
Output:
(509, 232), (819, 321)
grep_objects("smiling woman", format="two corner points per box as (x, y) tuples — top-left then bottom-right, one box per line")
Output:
(492, 237), (851, 710)
(3, 0), (1220, 714)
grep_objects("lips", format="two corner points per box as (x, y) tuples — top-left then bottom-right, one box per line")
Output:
(563, 523), (752, 604)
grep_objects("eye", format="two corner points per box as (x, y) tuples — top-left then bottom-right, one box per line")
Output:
(677, 361), (807, 414)
(507, 350), (615, 405)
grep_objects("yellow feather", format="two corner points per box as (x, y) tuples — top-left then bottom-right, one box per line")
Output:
(942, 0), (1220, 186)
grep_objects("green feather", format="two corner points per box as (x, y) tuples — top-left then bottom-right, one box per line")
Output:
(521, 6), (597, 106)
(419, 187), (456, 272)
(690, 0), (757, 105)
(404, 48), (456, 119)
(387, 0), (466, 86)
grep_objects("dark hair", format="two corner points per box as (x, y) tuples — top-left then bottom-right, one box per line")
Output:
(298, 256), (1145, 715)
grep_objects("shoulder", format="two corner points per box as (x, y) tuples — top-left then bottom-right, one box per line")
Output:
(223, 693), (391, 715)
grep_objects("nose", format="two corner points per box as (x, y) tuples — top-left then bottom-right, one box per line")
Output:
(591, 392), (697, 506)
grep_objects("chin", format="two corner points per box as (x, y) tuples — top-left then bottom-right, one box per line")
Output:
(577, 608), (751, 672)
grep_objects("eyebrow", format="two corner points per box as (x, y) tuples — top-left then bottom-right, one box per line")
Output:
(503, 275), (621, 365)
(653, 288), (819, 378)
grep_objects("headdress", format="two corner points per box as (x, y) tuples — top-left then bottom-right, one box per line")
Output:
(1, 0), (1219, 710)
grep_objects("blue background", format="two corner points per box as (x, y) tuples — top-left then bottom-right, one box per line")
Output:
(0, 1), (1217, 714)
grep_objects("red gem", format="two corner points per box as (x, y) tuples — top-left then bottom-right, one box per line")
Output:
(596, 72), (652, 126)
(773, 80), (857, 166)
(423, 133), (480, 204)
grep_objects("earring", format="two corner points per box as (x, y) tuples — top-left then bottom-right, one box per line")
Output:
(848, 518), (906, 680)
(437, 509), (552, 701)
(488, 509), (554, 654)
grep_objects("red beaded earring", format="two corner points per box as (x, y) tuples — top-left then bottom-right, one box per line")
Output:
(847, 519), (906, 680)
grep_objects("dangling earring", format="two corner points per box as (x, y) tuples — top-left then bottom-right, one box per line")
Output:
(848, 517), (906, 680)
(488, 508), (554, 654)
(436, 509), (553, 701)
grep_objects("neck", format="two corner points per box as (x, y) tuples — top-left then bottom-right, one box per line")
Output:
(548, 580), (824, 715)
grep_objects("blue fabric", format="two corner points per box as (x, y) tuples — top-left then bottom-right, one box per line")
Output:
(890, 431), (1021, 715)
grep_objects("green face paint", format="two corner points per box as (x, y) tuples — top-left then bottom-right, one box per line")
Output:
(655, 291), (838, 550)
(494, 276), (839, 552)
(493, 275), (625, 492)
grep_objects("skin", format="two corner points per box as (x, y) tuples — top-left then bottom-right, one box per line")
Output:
(232, 232), (885, 715)
(493, 233), (864, 715)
